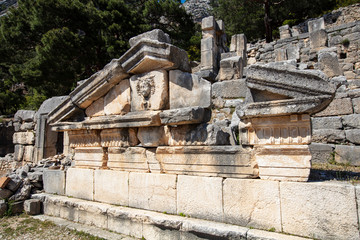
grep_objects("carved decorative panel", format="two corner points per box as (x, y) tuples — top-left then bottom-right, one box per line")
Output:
(68, 130), (101, 148)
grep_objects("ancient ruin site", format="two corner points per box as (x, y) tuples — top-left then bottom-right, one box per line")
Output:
(1, 2), (360, 240)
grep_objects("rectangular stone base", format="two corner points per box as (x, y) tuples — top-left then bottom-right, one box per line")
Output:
(254, 145), (311, 182)
(156, 146), (258, 178)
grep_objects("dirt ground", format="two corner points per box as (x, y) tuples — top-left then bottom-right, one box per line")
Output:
(0, 214), (106, 240)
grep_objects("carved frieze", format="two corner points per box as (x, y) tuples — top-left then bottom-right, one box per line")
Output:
(68, 130), (101, 148)
(100, 128), (139, 147)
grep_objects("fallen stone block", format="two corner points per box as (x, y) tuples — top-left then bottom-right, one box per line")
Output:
(216, 56), (243, 81)
(0, 176), (10, 189)
(6, 177), (22, 192)
(24, 199), (41, 215)
(0, 188), (13, 199)
(318, 51), (343, 78)
(212, 79), (247, 99)
(129, 29), (170, 47)
(0, 200), (7, 217)
(12, 201), (25, 214)
(9, 180), (32, 201)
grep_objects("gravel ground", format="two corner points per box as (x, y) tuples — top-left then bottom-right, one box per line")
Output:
(0, 214), (107, 240)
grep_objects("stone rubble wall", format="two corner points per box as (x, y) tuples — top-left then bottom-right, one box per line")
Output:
(0, 118), (14, 157)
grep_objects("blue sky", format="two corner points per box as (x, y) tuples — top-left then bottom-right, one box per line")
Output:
(181, 0), (186, 3)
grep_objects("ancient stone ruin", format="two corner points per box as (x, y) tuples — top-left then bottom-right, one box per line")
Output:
(1, 7), (360, 239)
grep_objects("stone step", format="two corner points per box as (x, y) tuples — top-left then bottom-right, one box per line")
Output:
(32, 193), (310, 240)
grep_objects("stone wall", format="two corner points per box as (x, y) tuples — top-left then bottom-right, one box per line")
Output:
(0, 118), (14, 157)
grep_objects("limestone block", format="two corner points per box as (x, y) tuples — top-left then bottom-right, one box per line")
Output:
(314, 98), (353, 116)
(107, 147), (149, 172)
(217, 56), (243, 81)
(130, 70), (168, 111)
(13, 132), (35, 145)
(85, 97), (104, 117)
(342, 114), (360, 129)
(201, 48), (215, 69)
(23, 145), (34, 162)
(335, 145), (360, 166)
(73, 147), (104, 168)
(308, 18), (325, 33)
(279, 25), (291, 39)
(212, 79), (247, 99)
(230, 34), (247, 66)
(312, 129), (345, 143)
(68, 130), (101, 148)
(104, 80), (130, 116)
(0, 200), (7, 217)
(12, 201), (24, 214)
(156, 146), (257, 178)
(223, 179), (281, 231)
(309, 143), (334, 164)
(345, 129), (360, 144)
(311, 116), (342, 130)
(14, 110), (35, 122)
(280, 181), (358, 240)
(167, 124), (207, 146)
(66, 168), (94, 201)
(286, 45), (299, 60)
(129, 29), (170, 47)
(142, 223), (181, 240)
(318, 51), (343, 78)
(247, 229), (310, 240)
(43, 170), (66, 195)
(94, 170), (129, 206)
(137, 126), (169, 147)
(77, 201), (109, 229)
(201, 16), (216, 31)
(0, 177), (10, 189)
(160, 107), (209, 126)
(177, 175), (223, 222)
(169, 70), (211, 109)
(129, 172), (177, 214)
(24, 199), (41, 215)
(107, 207), (143, 238)
(275, 48), (287, 61)
(352, 97), (360, 113)
(255, 145), (311, 182)
(0, 188), (13, 199)
(20, 122), (35, 131)
(100, 128), (138, 147)
(14, 144), (24, 162)
(310, 30), (328, 50)
(119, 39), (190, 74)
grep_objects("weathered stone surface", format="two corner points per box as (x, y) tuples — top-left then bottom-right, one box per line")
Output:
(275, 48), (287, 61)
(335, 145), (360, 166)
(85, 97), (104, 117)
(24, 199), (41, 215)
(309, 143), (335, 164)
(308, 18), (325, 33)
(212, 79), (247, 99)
(66, 168), (94, 201)
(0, 176), (10, 189)
(156, 146), (257, 178)
(309, 29), (328, 50)
(13, 132), (35, 145)
(280, 181), (358, 240)
(352, 97), (360, 113)
(119, 39), (190, 74)
(230, 34), (247, 67)
(130, 70), (168, 111)
(14, 110), (36, 122)
(0, 188), (13, 199)
(223, 179), (281, 231)
(217, 56), (243, 81)
(14, 144), (24, 162)
(77, 201), (109, 229)
(43, 170), (66, 195)
(94, 170), (129, 206)
(311, 116), (342, 130)
(129, 29), (171, 47)
(255, 145), (311, 182)
(169, 70), (211, 109)
(6, 177), (22, 192)
(177, 175), (223, 222)
(107, 147), (149, 172)
(104, 80), (130, 116)
(318, 51), (343, 77)
(23, 145), (34, 162)
(201, 16), (216, 31)
(286, 45), (299, 60)
(100, 128), (138, 147)
(0, 200), (7, 217)
(137, 126), (169, 147)
(35, 96), (68, 121)
(52, 111), (162, 131)
(12, 201), (24, 214)
(342, 114), (360, 129)
(247, 229), (309, 240)
(160, 107), (209, 125)
(345, 129), (360, 144)
(279, 25), (291, 39)
(73, 147), (104, 168)
(9, 179), (32, 201)
(129, 172), (177, 214)
(314, 98), (353, 116)
(20, 122), (35, 131)
(312, 129), (345, 143)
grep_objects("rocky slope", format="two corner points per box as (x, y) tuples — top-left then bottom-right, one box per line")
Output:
(182, 0), (212, 23)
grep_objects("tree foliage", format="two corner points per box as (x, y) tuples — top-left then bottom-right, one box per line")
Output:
(0, 0), (195, 114)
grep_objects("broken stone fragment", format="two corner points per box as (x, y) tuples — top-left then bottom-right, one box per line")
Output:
(0, 188), (13, 199)
(318, 50), (343, 78)
(130, 70), (168, 111)
(9, 179), (32, 202)
(216, 56), (243, 81)
(129, 29), (171, 47)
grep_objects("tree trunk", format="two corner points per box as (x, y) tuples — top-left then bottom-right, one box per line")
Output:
(264, 0), (272, 43)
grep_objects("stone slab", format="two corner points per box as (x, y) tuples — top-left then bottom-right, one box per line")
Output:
(14, 110), (36, 122)
(0, 188), (13, 199)
(223, 179), (281, 231)
(104, 80), (130, 116)
(43, 170), (66, 195)
(73, 147), (104, 168)
(14, 144), (24, 162)
(314, 98), (353, 117)
(217, 56), (243, 81)
(107, 147), (149, 172)
(212, 79), (247, 99)
(85, 97), (104, 117)
(311, 116), (342, 130)
(160, 107), (209, 125)
(156, 146), (257, 178)
(23, 145), (34, 162)
(13, 132), (35, 145)
(342, 114), (360, 129)
(308, 143), (335, 164)
(66, 168), (94, 201)
(345, 129), (360, 144)
(129, 29), (170, 47)
(129, 172), (177, 214)
(280, 182), (359, 240)
(94, 170), (129, 206)
(169, 70), (211, 109)
(335, 145), (360, 166)
(24, 199), (41, 215)
(247, 229), (309, 240)
(318, 51), (343, 78)
(310, 29), (328, 50)
(352, 97), (360, 113)
(312, 129), (346, 143)
(137, 126), (169, 147)
(177, 175), (223, 222)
